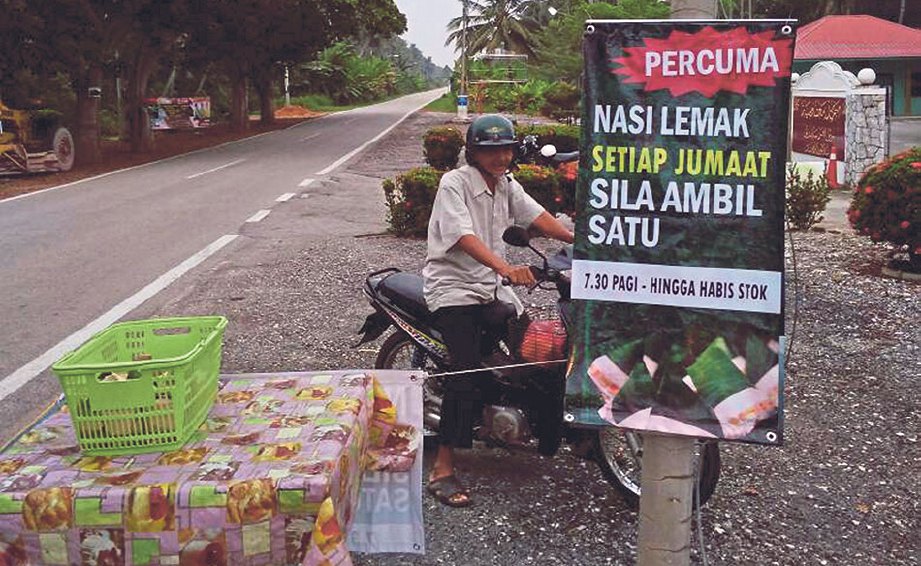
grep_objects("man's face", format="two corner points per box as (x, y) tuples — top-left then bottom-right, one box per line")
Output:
(472, 145), (515, 178)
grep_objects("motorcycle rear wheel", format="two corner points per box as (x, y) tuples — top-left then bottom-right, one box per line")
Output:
(375, 331), (444, 439)
(375, 331), (425, 370)
(594, 428), (720, 510)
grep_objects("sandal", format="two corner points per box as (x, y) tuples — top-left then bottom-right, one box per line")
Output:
(427, 474), (472, 508)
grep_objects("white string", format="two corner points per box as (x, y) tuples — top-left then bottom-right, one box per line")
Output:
(426, 359), (567, 378)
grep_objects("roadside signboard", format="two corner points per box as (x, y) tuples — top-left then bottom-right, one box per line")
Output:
(145, 97), (211, 130)
(791, 96), (846, 159)
(566, 20), (796, 445)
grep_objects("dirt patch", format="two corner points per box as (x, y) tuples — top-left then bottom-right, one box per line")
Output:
(0, 116), (316, 201)
(273, 105), (324, 119)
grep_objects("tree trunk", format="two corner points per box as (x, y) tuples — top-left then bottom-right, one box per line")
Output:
(74, 65), (102, 165)
(254, 71), (275, 125)
(230, 73), (249, 132)
(126, 51), (156, 153)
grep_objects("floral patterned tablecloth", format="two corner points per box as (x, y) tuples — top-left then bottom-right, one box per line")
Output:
(0, 371), (419, 566)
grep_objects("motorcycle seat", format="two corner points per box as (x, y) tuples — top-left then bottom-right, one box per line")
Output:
(378, 272), (432, 322)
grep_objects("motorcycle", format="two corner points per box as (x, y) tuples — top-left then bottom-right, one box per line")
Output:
(355, 225), (721, 508)
(517, 134), (580, 169)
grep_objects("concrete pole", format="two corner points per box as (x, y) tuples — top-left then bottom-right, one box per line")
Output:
(633, 3), (716, 561)
(461, 0), (468, 97)
(457, 0), (470, 120)
(637, 435), (697, 565)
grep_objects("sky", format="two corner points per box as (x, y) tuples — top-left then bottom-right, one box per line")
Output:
(393, 0), (462, 68)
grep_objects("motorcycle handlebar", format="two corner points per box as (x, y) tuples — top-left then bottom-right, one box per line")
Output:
(501, 265), (563, 287)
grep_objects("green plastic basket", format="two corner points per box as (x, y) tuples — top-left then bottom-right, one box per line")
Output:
(51, 316), (228, 456)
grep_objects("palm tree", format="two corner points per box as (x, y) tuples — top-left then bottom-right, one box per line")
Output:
(445, 0), (547, 59)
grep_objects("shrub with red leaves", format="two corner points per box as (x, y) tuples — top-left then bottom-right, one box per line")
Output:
(382, 167), (445, 237)
(848, 147), (921, 271)
(513, 164), (565, 214)
(422, 126), (465, 170)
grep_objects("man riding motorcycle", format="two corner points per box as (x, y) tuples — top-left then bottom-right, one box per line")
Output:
(424, 114), (573, 507)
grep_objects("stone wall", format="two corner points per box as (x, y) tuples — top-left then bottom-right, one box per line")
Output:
(845, 91), (888, 185)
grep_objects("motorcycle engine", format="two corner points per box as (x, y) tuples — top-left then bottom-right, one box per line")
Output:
(479, 405), (531, 446)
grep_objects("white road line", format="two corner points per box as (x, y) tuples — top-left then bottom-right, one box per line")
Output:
(316, 94), (443, 175)
(245, 209), (271, 223)
(300, 133), (320, 142)
(298, 178), (315, 188)
(0, 234), (239, 403)
(185, 158), (246, 179)
(276, 193), (296, 202)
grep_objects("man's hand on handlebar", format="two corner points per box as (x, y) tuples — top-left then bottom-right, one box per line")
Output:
(499, 264), (537, 286)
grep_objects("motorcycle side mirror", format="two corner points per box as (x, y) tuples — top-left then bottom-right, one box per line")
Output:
(540, 144), (557, 158)
(503, 226), (548, 274)
(502, 226), (531, 247)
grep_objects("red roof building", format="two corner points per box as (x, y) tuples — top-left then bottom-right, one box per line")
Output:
(794, 15), (921, 116)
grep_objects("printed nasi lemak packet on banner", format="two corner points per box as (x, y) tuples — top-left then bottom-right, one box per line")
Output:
(566, 20), (795, 445)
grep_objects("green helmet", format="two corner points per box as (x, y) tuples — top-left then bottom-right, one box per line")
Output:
(466, 114), (517, 148)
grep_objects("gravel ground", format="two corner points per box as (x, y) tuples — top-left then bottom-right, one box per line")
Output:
(131, 111), (919, 565)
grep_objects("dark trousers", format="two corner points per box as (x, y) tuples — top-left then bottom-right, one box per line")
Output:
(434, 301), (514, 449)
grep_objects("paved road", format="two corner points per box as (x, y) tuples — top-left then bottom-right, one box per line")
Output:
(0, 88), (445, 443)
(889, 117), (921, 155)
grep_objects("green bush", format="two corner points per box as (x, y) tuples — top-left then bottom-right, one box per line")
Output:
(422, 126), (464, 170)
(488, 84), (518, 113)
(516, 123), (580, 152)
(785, 163), (831, 231)
(99, 109), (121, 139)
(283, 94), (336, 111)
(540, 81), (580, 123)
(847, 147), (921, 271)
(302, 42), (396, 105)
(514, 164), (563, 213)
(383, 167), (445, 237)
(512, 80), (550, 114)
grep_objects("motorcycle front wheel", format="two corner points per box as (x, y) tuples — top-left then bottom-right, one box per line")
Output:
(594, 428), (720, 510)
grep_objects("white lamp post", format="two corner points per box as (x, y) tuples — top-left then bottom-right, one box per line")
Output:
(284, 66), (290, 107)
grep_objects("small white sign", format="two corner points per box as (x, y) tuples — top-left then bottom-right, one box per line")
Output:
(572, 259), (782, 314)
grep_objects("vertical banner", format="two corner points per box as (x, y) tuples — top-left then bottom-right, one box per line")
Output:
(566, 20), (795, 445)
(348, 370), (424, 554)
